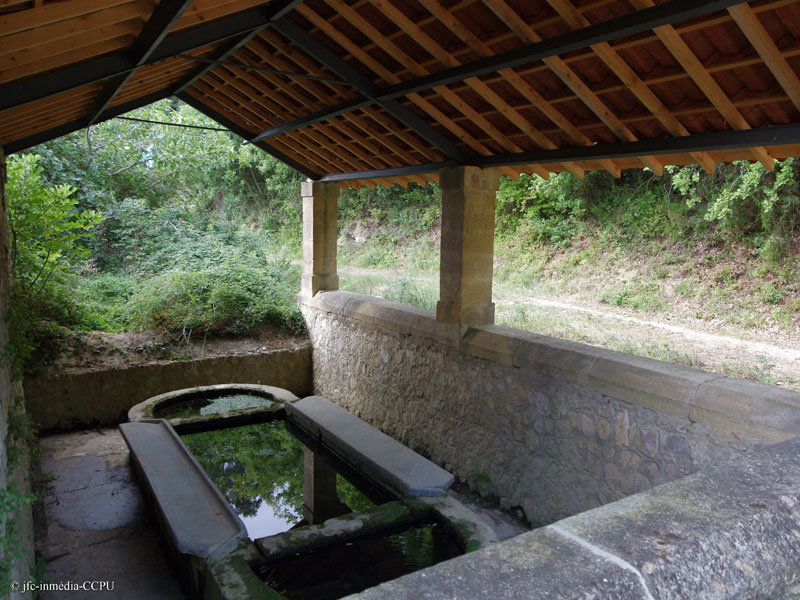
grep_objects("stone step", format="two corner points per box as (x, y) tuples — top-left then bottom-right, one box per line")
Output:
(286, 396), (454, 497)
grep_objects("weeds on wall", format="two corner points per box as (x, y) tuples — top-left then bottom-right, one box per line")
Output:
(0, 395), (41, 597)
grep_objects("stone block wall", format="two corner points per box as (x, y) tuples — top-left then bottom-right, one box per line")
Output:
(300, 291), (800, 526)
(25, 347), (313, 431)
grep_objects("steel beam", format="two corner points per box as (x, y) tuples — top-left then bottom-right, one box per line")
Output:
(270, 17), (470, 162)
(175, 91), (321, 179)
(316, 124), (800, 182)
(0, 0), (305, 113)
(252, 0), (749, 143)
(85, 0), (195, 125)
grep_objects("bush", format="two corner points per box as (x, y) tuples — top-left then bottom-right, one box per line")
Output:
(127, 255), (304, 337)
(5, 154), (104, 374)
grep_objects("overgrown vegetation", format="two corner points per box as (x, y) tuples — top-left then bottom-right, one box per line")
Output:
(6, 98), (799, 383)
(8, 100), (305, 375)
(1, 394), (41, 597)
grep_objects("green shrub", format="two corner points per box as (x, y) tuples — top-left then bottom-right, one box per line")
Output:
(127, 258), (304, 337)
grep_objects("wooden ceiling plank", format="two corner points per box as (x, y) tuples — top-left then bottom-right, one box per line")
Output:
(273, 16), (471, 164)
(0, 34), (136, 86)
(252, 27), (444, 169)
(1, 0), (135, 36)
(257, 29), (350, 99)
(629, 0), (774, 169)
(369, 2), (534, 157)
(214, 66), (372, 170)
(86, 0), (195, 125)
(296, 3), (444, 161)
(324, 0), (548, 176)
(485, 0), (664, 174)
(413, 0), (585, 178)
(0, 0), (149, 59)
(340, 113), (421, 165)
(196, 77), (351, 172)
(728, 3), (800, 113)
(191, 78), (331, 171)
(547, 0), (715, 173)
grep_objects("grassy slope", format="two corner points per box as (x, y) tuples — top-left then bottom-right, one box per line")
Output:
(337, 203), (799, 390)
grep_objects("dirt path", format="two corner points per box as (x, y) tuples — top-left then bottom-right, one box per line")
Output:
(339, 265), (800, 390)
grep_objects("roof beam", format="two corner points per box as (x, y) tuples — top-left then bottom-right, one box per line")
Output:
(5, 88), (176, 154)
(546, 0), (715, 173)
(0, 0), (305, 113)
(728, 3), (800, 114)
(85, 0), (194, 125)
(252, 0), (746, 152)
(174, 90), (321, 180)
(270, 17), (470, 163)
(377, 0), (749, 101)
(628, 0), (774, 170)
(316, 124), (800, 182)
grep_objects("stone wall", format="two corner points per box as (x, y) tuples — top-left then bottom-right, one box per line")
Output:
(300, 291), (800, 526)
(25, 347), (312, 431)
(1, 146), (35, 597)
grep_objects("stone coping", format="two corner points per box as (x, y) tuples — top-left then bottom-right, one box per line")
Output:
(286, 395), (455, 497)
(347, 435), (800, 599)
(127, 383), (299, 424)
(299, 290), (800, 444)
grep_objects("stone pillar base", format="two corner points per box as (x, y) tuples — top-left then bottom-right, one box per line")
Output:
(301, 273), (340, 298)
(435, 301), (495, 328)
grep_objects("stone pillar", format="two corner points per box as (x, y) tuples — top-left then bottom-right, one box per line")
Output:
(302, 448), (347, 524)
(436, 166), (500, 328)
(301, 180), (338, 298)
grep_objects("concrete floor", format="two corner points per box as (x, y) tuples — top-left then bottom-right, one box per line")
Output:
(35, 428), (187, 599)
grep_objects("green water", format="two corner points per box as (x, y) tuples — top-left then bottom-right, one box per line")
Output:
(181, 422), (374, 539)
(155, 393), (274, 419)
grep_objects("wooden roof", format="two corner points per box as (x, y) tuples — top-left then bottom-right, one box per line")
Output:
(3, 0), (800, 187)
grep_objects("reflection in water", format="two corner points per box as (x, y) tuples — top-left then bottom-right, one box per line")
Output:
(256, 521), (463, 600)
(181, 422), (374, 539)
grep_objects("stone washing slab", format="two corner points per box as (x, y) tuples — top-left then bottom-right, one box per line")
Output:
(286, 396), (454, 496)
(347, 435), (800, 600)
(119, 420), (247, 558)
(556, 435), (800, 599)
(347, 526), (649, 600)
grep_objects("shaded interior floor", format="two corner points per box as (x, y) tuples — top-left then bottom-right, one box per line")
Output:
(34, 428), (187, 599)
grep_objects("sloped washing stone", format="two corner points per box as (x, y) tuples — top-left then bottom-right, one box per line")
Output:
(119, 420), (247, 558)
(348, 527), (648, 600)
(286, 396), (454, 496)
(556, 435), (800, 599)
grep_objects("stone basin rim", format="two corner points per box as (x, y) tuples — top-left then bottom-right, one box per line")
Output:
(127, 383), (300, 423)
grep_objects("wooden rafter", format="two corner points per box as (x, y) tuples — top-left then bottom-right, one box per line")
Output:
(300, 0), (541, 179)
(547, 0), (716, 173)
(391, 0), (586, 178)
(629, 0), (774, 170)
(728, 2), (800, 113)
(485, 0), (664, 174)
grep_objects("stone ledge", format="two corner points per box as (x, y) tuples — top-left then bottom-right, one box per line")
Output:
(286, 395), (454, 497)
(300, 291), (800, 444)
(347, 435), (800, 599)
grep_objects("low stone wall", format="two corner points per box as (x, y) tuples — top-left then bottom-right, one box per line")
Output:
(300, 291), (800, 526)
(24, 348), (312, 432)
